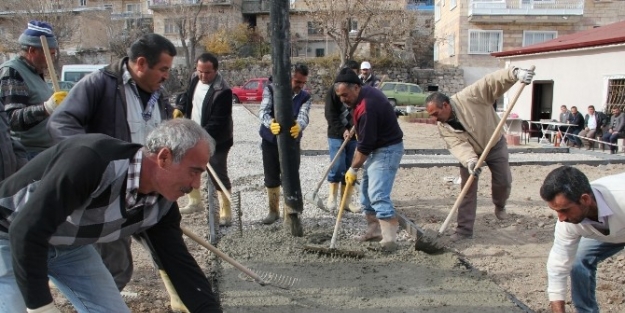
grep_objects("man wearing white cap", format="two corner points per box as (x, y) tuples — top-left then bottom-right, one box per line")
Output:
(359, 61), (381, 88)
(0, 21), (67, 160)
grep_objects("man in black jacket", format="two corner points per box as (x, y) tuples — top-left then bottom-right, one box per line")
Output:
(566, 106), (585, 148)
(174, 52), (234, 227)
(0, 119), (222, 313)
(47, 34), (190, 311)
(324, 60), (359, 212)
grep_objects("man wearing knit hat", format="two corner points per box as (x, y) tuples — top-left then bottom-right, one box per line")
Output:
(334, 67), (404, 252)
(359, 61), (381, 88)
(0, 21), (67, 159)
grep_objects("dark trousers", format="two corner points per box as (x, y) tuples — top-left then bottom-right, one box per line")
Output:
(456, 136), (512, 235)
(208, 146), (231, 191)
(261, 139), (301, 188)
(602, 132), (622, 152)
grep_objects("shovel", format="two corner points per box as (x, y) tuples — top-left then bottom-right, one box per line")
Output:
(303, 180), (365, 258)
(306, 126), (355, 213)
(439, 65), (535, 235)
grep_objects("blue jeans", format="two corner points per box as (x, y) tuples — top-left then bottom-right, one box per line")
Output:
(0, 238), (130, 313)
(567, 129), (582, 146)
(327, 138), (357, 183)
(601, 132), (621, 152)
(570, 237), (625, 313)
(359, 142), (404, 219)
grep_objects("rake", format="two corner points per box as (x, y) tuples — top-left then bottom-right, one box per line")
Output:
(181, 226), (299, 290)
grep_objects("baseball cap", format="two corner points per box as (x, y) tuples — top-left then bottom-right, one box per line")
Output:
(360, 61), (371, 70)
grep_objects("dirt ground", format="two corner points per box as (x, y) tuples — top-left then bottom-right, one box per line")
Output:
(51, 104), (625, 313)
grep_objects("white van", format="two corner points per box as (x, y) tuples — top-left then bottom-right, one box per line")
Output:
(61, 64), (108, 83)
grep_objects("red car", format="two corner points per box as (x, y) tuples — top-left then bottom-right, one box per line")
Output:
(231, 77), (270, 103)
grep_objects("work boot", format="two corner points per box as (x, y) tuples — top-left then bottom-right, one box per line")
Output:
(218, 190), (232, 226)
(179, 188), (203, 214)
(379, 217), (399, 252)
(159, 270), (189, 313)
(340, 183), (361, 213)
(449, 232), (473, 242)
(495, 207), (509, 220)
(262, 187), (280, 224)
(355, 213), (382, 242)
(326, 182), (339, 210)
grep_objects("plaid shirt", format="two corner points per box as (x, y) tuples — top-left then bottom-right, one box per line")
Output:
(125, 149), (159, 210)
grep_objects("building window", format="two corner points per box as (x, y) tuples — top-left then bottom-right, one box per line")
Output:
(435, 1), (441, 21)
(127, 4), (140, 12)
(315, 48), (325, 57)
(79, 0), (87, 6)
(450, 0), (457, 9)
(447, 34), (455, 57)
(468, 29), (503, 54)
(164, 19), (179, 34)
(349, 19), (358, 32)
(606, 78), (625, 112)
(523, 30), (557, 47)
(307, 21), (322, 35)
(104, 4), (113, 10)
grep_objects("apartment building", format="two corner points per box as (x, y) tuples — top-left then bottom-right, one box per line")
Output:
(434, 0), (625, 85)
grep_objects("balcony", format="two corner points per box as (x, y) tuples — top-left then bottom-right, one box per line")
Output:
(407, 0), (434, 11)
(468, 0), (584, 23)
(241, 0), (270, 13)
(148, 0), (231, 9)
(110, 11), (152, 20)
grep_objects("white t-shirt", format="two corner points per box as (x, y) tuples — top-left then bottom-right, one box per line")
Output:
(587, 113), (597, 130)
(192, 83), (211, 125)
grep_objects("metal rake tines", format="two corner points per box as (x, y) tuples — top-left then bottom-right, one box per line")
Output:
(232, 190), (243, 237)
(238, 269), (300, 290)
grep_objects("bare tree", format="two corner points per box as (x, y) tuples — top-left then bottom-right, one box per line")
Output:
(300, 0), (419, 67)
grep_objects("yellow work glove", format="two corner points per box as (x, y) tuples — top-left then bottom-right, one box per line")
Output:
(44, 91), (68, 114)
(290, 122), (301, 138)
(270, 119), (281, 135)
(173, 109), (184, 119)
(345, 167), (359, 185)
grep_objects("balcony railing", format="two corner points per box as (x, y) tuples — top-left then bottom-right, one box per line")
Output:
(148, 0), (231, 8)
(468, 0), (584, 16)
(110, 11), (152, 19)
(241, 0), (270, 13)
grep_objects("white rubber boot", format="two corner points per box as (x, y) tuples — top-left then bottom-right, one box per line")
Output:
(179, 188), (203, 214)
(326, 182), (339, 210)
(159, 270), (189, 313)
(355, 213), (382, 242)
(218, 190), (232, 226)
(379, 217), (399, 252)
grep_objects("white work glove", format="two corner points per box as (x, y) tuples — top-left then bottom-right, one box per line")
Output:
(514, 67), (535, 85)
(466, 158), (482, 177)
(345, 167), (359, 185)
(44, 91), (68, 114)
(27, 303), (62, 313)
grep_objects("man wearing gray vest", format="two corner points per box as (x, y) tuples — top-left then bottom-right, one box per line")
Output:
(0, 21), (67, 160)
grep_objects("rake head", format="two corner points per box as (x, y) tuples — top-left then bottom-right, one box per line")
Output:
(238, 269), (300, 290)
(232, 190), (243, 237)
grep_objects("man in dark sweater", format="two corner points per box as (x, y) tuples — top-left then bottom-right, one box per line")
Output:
(0, 119), (222, 313)
(566, 106), (585, 148)
(324, 60), (359, 212)
(334, 67), (404, 252)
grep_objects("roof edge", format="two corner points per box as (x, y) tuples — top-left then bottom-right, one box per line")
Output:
(492, 36), (625, 58)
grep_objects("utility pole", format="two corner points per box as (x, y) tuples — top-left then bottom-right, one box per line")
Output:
(270, 0), (304, 232)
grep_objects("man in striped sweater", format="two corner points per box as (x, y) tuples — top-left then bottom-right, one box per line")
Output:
(0, 119), (222, 313)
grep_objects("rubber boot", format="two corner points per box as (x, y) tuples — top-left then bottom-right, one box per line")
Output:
(326, 183), (339, 210)
(379, 217), (399, 252)
(179, 188), (203, 214)
(218, 190), (232, 226)
(340, 183), (361, 213)
(355, 213), (382, 242)
(495, 207), (509, 220)
(262, 187), (280, 224)
(159, 270), (189, 313)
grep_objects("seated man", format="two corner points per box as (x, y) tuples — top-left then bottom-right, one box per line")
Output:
(601, 107), (625, 154)
(566, 106), (584, 148)
(0, 119), (222, 313)
(578, 105), (607, 150)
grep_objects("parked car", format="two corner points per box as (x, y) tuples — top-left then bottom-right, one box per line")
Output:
(231, 77), (270, 103)
(47, 80), (76, 92)
(379, 82), (428, 108)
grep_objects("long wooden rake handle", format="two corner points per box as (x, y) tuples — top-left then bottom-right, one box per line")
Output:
(206, 162), (232, 202)
(439, 65), (535, 234)
(40, 35), (60, 92)
(180, 225), (267, 285)
(329, 180), (354, 249)
(310, 126), (355, 197)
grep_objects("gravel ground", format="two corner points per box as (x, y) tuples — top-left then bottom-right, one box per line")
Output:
(52, 104), (625, 313)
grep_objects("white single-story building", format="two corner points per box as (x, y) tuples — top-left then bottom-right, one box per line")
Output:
(492, 20), (625, 122)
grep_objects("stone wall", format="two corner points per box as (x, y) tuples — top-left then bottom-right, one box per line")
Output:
(215, 62), (465, 103)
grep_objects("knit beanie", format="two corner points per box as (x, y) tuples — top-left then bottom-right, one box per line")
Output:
(334, 67), (362, 85)
(18, 21), (58, 49)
